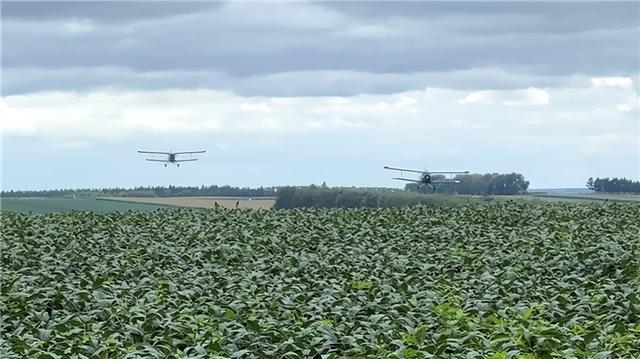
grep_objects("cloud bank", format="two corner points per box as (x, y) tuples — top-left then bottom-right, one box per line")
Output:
(1, 2), (638, 189)
(2, 2), (639, 96)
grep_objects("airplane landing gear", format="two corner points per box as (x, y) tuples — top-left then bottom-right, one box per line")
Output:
(177, 164), (180, 167)
(164, 164), (167, 167)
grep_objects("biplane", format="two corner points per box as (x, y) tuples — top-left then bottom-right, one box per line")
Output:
(384, 166), (469, 192)
(138, 150), (206, 167)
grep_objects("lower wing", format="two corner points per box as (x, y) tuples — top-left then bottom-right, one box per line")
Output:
(174, 159), (199, 162)
(429, 171), (469, 174)
(145, 159), (170, 162)
(392, 177), (421, 183)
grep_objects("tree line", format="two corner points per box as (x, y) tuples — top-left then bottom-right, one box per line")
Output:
(274, 186), (490, 209)
(406, 173), (530, 195)
(1, 185), (277, 198)
(586, 177), (640, 193)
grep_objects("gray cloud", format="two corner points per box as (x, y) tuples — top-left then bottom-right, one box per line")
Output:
(1, 1), (220, 23)
(321, 2), (640, 34)
(2, 1), (638, 96)
(3, 67), (593, 96)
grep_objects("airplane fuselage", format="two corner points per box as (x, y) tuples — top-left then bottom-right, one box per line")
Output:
(420, 173), (432, 184)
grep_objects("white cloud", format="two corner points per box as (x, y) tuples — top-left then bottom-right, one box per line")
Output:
(1, 90), (391, 139)
(341, 23), (399, 39)
(2, 84), (638, 190)
(615, 94), (640, 113)
(240, 102), (271, 113)
(53, 140), (91, 150)
(1, 85), (636, 161)
(591, 77), (633, 88)
(617, 104), (632, 112)
(216, 2), (344, 30)
(459, 87), (550, 106)
(62, 18), (95, 34)
(0, 84), (638, 163)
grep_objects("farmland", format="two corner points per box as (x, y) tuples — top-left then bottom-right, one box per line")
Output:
(101, 196), (276, 210)
(2, 203), (640, 358)
(0, 196), (274, 213)
(529, 193), (640, 203)
(0, 197), (168, 214)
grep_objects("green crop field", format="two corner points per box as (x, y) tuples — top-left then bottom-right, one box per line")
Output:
(495, 194), (640, 204)
(530, 193), (640, 203)
(2, 203), (639, 358)
(0, 197), (168, 214)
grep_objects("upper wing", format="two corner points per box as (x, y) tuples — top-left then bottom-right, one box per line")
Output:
(174, 150), (206, 155)
(138, 150), (171, 155)
(392, 177), (421, 183)
(384, 166), (469, 175)
(145, 159), (170, 162)
(384, 166), (425, 174)
(173, 159), (199, 162)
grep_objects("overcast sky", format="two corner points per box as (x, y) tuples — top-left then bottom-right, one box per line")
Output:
(1, 1), (639, 190)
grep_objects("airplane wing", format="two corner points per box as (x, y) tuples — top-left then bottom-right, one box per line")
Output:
(174, 159), (199, 162)
(145, 159), (170, 162)
(173, 150), (206, 155)
(392, 177), (421, 183)
(431, 180), (462, 184)
(384, 166), (425, 174)
(138, 150), (171, 155)
(429, 171), (470, 174)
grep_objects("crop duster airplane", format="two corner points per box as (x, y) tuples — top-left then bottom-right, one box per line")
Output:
(138, 150), (206, 167)
(384, 166), (469, 192)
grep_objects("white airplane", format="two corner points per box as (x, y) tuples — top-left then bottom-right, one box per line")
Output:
(138, 150), (206, 167)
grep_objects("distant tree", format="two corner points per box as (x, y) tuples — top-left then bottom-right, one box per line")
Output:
(404, 172), (529, 195)
(587, 177), (640, 193)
